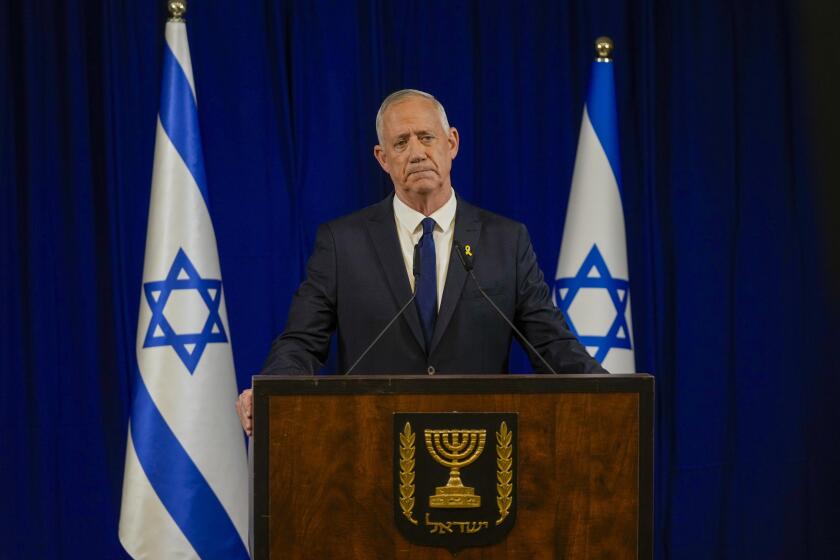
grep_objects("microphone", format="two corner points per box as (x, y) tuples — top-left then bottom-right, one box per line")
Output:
(345, 243), (421, 375)
(453, 240), (558, 375)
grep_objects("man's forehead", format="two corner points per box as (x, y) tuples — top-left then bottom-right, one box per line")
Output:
(382, 98), (442, 130)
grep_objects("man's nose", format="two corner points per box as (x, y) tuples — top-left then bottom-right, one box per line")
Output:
(407, 136), (426, 162)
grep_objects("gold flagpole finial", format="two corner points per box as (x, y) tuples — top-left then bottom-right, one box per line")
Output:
(595, 36), (614, 61)
(168, 1), (187, 22)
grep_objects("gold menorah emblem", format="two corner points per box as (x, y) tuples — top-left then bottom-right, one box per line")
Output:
(424, 429), (487, 508)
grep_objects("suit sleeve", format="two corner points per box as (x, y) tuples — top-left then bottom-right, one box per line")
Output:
(260, 224), (337, 374)
(513, 224), (608, 373)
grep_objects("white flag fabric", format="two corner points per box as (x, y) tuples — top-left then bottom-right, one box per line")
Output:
(119, 20), (250, 559)
(554, 56), (636, 373)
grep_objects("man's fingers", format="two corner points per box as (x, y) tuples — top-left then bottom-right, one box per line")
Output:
(236, 389), (254, 434)
(243, 389), (253, 417)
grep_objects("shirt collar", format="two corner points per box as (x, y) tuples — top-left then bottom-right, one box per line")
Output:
(393, 188), (457, 235)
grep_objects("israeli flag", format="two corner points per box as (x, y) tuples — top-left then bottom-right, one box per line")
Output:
(554, 52), (636, 373)
(119, 18), (250, 559)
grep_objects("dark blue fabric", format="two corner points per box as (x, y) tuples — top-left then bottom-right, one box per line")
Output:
(415, 217), (438, 350)
(1, 1), (837, 559)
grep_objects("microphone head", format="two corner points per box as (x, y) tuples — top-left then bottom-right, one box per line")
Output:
(454, 240), (475, 271)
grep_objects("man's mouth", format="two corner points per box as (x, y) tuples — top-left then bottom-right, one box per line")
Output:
(408, 168), (435, 176)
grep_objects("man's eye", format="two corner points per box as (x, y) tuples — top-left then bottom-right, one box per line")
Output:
(395, 140), (407, 149)
(421, 135), (434, 142)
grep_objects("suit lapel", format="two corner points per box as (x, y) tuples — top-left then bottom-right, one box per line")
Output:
(365, 196), (426, 353)
(429, 198), (483, 356)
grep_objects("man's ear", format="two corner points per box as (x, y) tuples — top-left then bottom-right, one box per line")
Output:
(447, 127), (460, 160)
(374, 145), (389, 173)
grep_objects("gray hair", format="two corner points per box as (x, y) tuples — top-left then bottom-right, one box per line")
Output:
(375, 89), (451, 145)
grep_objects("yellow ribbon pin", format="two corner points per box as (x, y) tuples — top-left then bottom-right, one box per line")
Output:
(464, 245), (473, 257)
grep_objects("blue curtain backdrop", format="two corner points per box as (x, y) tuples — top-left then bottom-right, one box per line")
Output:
(2, 1), (838, 558)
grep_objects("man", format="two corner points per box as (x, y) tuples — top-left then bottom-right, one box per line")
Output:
(236, 89), (605, 434)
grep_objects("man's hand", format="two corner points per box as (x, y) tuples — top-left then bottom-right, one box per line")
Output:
(235, 388), (253, 436)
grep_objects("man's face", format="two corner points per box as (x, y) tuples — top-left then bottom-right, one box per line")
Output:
(374, 97), (459, 198)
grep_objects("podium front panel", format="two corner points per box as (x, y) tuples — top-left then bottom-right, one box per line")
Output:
(252, 374), (653, 560)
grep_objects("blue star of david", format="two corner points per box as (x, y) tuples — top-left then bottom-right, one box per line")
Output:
(142, 248), (228, 374)
(555, 244), (631, 362)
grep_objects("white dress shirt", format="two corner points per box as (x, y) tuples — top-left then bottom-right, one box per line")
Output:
(393, 189), (457, 310)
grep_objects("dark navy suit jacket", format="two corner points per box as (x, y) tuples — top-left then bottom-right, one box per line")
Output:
(261, 194), (605, 375)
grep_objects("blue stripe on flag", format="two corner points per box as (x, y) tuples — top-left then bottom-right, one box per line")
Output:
(586, 61), (623, 190)
(129, 369), (249, 559)
(160, 43), (210, 205)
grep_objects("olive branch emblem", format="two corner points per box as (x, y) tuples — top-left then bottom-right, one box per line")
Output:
(399, 422), (418, 525)
(496, 421), (513, 525)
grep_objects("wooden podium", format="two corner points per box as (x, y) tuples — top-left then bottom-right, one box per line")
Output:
(252, 374), (653, 559)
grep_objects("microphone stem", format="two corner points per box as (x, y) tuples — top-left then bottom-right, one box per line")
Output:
(468, 270), (558, 375)
(344, 292), (417, 375)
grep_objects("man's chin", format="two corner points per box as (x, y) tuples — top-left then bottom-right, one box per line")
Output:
(404, 177), (443, 194)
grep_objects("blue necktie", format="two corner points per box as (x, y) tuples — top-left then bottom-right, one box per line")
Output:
(415, 217), (437, 351)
